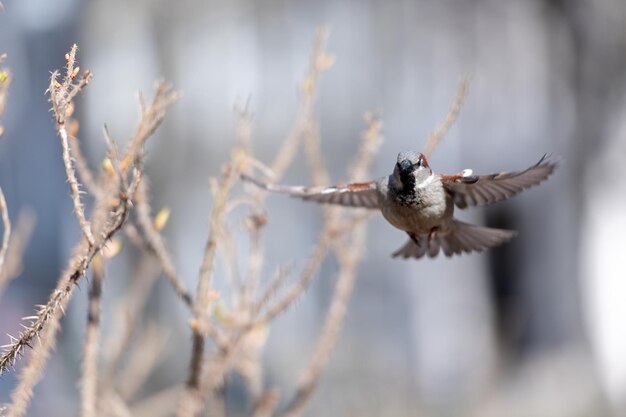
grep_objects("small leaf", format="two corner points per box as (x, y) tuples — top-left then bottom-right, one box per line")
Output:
(153, 207), (171, 231)
(299, 76), (315, 96)
(102, 238), (122, 259)
(68, 119), (80, 137)
(102, 158), (115, 176)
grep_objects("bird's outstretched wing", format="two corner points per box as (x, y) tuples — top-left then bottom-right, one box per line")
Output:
(440, 155), (557, 209)
(241, 174), (381, 209)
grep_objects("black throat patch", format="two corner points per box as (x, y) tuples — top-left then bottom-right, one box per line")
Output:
(396, 171), (418, 206)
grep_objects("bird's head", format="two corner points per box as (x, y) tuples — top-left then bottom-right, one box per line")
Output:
(393, 151), (432, 191)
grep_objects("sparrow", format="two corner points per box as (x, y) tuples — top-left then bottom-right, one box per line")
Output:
(242, 152), (557, 259)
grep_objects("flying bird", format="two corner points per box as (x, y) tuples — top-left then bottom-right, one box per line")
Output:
(242, 152), (557, 259)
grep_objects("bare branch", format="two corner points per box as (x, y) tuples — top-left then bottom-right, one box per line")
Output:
(132, 386), (184, 417)
(47, 44), (95, 246)
(134, 181), (193, 306)
(422, 77), (470, 158)
(124, 81), (179, 164)
(101, 254), (160, 387)
(177, 150), (243, 417)
(5, 292), (67, 417)
(69, 130), (102, 198)
(117, 324), (170, 401)
(58, 116), (95, 245)
(1, 51), (177, 417)
(252, 390), (279, 417)
(0, 196), (131, 376)
(253, 265), (291, 317)
(257, 236), (329, 325)
(0, 210), (35, 297)
(244, 28), (338, 329)
(270, 27), (332, 180)
(81, 257), (105, 417)
(283, 112), (382, 417)
(0, 56), (8, 138)
(0, 187), (10, 277)
(282, 237), (364, 417)
(240, 210), (266, 317)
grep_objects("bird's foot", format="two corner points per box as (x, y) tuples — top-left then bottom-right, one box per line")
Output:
(428, 227), (440, 243)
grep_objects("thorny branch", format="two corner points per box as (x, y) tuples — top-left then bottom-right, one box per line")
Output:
(3, 194), (132, 417)
(68, 124), (102, 198)
(48, 44), (95, 246)
(0, 27), (460, 417)
(81, 256), (105, 417)
(0, 45), (179, 417)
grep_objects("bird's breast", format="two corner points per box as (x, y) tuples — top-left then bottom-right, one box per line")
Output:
(381, 179), (452, 234)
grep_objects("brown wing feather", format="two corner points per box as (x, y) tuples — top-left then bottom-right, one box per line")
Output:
(241, 174), (381, 209)
(441, 155), (557, 209)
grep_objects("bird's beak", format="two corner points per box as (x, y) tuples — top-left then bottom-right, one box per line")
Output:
(399, 160), (412, 171)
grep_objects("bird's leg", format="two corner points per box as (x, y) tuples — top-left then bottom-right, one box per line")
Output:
(407, 232), (421, 246)
(428, 227), (440, 244)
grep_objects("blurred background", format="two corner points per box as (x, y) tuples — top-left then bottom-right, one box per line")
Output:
(1, 0), (625, 416)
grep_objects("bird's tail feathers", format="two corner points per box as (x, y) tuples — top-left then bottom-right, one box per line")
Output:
(392, 219), (516, 259)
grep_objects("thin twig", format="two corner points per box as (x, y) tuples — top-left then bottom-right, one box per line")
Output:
(0, 53), (10, 137)
(253, 265), (291, 317)
(252, 390), (279, 417)
(132, 386), (184, 417)
(0, 187), (10, 276)
(81, 256), (105, 417)
(58, 119), (95, 245)
(282, 236), (364, 417)
(5, 292), (67, 417)
(235, 108), (265, 318)
(245, 27), (337, 327)
(0, 210), (35, 297)
(134, 181), (193, 306)
(69, 132), (102, 198)
(257, 236), (330, 325)
(0, 193), (133, 373)
(48, 44), (95, 246)
(2, 47), (177, 417)
(240, 210), (266, 318)
(422, 77), (469, 158)
(282, 113), (381, 417)
(101, 254), (160, 387)
(178, 151), (244, 417)
(123, 82), (179, 164)
(217, 222), (243, 302)
(269, 27), (331, 180)
(102, 391), (133, 417)
(117, 324), (169, 400)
